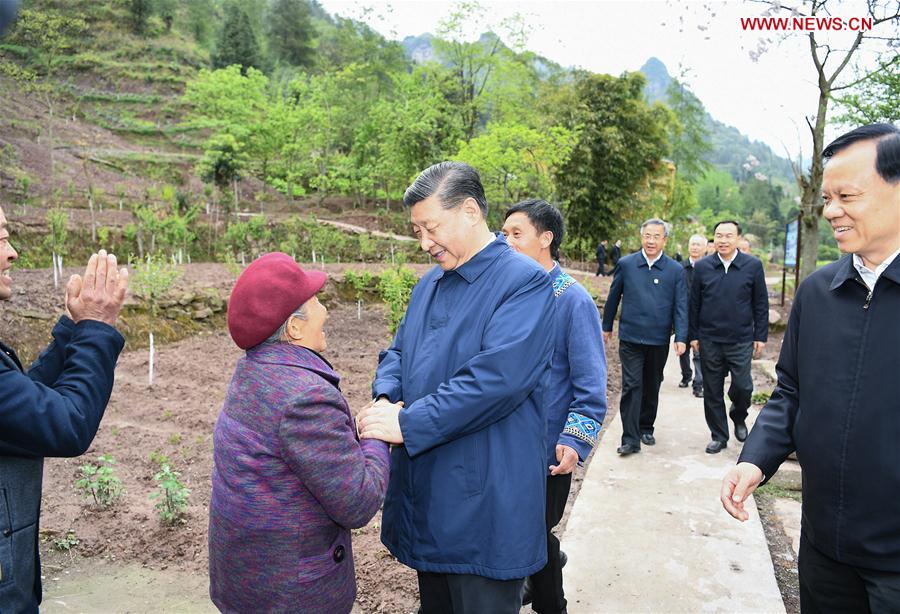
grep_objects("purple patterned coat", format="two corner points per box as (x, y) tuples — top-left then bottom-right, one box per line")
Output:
(209, 343), (390, 613)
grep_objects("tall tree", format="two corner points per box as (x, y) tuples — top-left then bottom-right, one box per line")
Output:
(750, 0), (899, 281)
(835, 56), (900, 125)
(213, 3), (264, 74)
(555, 72), (671, 251)
(266, 0), (315, 67)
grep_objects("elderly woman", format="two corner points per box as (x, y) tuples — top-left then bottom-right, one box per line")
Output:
(209, 252), (390, 613)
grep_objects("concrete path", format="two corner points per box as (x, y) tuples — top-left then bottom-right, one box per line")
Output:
(562, 349), (785, 613)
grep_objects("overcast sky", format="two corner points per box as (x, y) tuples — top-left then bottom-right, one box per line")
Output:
(318, 0), (893, 160)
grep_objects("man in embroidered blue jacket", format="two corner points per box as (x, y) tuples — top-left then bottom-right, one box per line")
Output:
(358, 163), (556, 614)
(602, 219), (688, 455)
(0, 205), (128, 613)
(502, 200), (607, 614)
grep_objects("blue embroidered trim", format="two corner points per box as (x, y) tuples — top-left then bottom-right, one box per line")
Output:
(563, 412), (599, 446)
(552, 271), (576, 298)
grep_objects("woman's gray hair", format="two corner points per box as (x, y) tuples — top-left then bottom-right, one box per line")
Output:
(265, 304), (308, 344)
(640, 218), (670, 237)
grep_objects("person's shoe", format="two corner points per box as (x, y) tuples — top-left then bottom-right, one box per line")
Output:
(641, 433), (656, 446)
(705, 440), (727, 454)
(678, 379), (690, 388)
(560, 550), (568, 568)
(734, 420), (748, 442)
(693, 388), (704, 398)
(617, 444), (641, 455)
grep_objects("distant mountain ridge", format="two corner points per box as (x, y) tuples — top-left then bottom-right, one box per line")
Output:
(399, 34), (795, 187)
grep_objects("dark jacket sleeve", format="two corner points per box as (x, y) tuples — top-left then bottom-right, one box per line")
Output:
(752, 261), (769, 342)
(0, 320), (125, 458)
(372, 309), (407, 403)
(27, 316), (76, 386)
(689, 264), (702, 342)
(398, 270), (555, 457)
(601, 264), (625, 333)
(738, 283), (802, 480)
(279, 384), (391, 529)
(673, 266), (688, 343)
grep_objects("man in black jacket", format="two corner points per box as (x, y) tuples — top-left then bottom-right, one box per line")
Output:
(0, 205), (128, 612)
(595, 239), (608, 276)
(679, 234), (707, 396)
(722, 123), (900, 611)
(689, 220), (768, 453)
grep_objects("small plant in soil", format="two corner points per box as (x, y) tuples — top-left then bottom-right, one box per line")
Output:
(151, 464), (190, 525)
(377, 265), (418, 334)
(148, 448), (169, 466)
(53, 529), (80, 552)
(752, 390), (773, 405)
(130, 254), (181, 387)
(74, 454), (124, 508)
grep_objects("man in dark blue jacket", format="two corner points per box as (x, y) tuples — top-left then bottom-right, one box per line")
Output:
(602, 219), (687, 455)
(722, 123), (900, 611)
(358, 163), (555, 613)
(595, 239), (607, 276)
(689, 220), (768, 453)
(0, 205), (128, 613)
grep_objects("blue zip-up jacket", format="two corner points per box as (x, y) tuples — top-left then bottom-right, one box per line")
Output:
(372, 235), (555, 580)
(601, 251), (688, 345)
(0, 316), (124, 613)
(740, 254), (900, 572)
(546, 265), (607, 466)
(688, 252), (769, 343)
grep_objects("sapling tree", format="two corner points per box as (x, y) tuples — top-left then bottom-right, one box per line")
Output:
(130, 255), (181, 387)
(43, 208), (68, 288)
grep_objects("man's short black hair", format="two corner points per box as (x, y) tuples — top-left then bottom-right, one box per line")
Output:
(714, 220), (742, 236)
(403, 161), (488, 217)
(823, 123), (900, 184)
(505, 199), (564, 261)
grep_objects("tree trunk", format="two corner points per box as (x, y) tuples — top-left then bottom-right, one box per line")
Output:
(798, 85), (829, 283)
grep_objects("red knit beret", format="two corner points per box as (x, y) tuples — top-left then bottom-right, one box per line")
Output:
(227, 252), (327, 350)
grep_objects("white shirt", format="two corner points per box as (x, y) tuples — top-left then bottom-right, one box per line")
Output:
(642, 249), (663, 270)
(853, 248), (900, 292)
(718, 251), (738, 273)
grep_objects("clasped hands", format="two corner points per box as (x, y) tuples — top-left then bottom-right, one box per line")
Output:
(357, 397), (405, 444)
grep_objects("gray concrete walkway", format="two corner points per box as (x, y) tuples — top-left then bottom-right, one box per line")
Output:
(562, 348), (785, 613)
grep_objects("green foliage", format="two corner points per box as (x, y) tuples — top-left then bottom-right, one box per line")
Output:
(52, 529), (80, 552)
(835, 58), (900, 125)
(555, 72), (671, 249)
(377, 266), (418, 334)
(43, 208), (68, 256)
(817, 243), (841, 262)
(213, 3), (264, 74)
(222, 215), (271, 260)
(752, 390), (772, 405)
(10, 8), (87, 73)
(129, 0), (153, 34)
(130, 254), (181, 319)
(266, 0), (314, 67)
(74, 454), (124, 508)
(149, 448), (170, 467)
(197, 133), (246, 191)
(150, 464), (190, 525)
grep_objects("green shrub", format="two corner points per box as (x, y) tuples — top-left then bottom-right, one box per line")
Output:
(377, 266), (418, 334)
(150, 464), (190, 525)
(74, 454), (124, 508)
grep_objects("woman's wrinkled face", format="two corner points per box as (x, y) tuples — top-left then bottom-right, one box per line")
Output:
(288, 295), (328, 352)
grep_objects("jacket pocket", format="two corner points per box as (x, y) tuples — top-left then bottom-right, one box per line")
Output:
(463, 432), (484, 498)
(297, 530), (350, 584)
(0, 489), (11, 586)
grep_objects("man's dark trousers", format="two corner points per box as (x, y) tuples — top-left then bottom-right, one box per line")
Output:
(619, 341), (669, 446)
(679, 351), (692, 383)
(799, 533), (900, 612)
(529, 473), (572, 614)
(417, 573), (525, 614)
(699, 340), (752, 442)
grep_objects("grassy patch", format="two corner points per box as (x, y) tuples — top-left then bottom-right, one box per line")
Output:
(757, 482), (802, 503)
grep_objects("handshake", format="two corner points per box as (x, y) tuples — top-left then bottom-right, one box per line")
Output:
(357, 397), (405, 444)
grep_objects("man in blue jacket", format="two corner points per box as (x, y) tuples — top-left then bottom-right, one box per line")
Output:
(722, 123), (900, 611)
(502, 199), (607, 614)
(0, 205), (128, 613)
(358, 162), (555, 613)
(602, 219), (688, 455)
(689, 220), (768, 453)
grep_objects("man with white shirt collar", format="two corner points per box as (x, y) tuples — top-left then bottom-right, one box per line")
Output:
(602, 218), (688, 455)
(722, 123), (900, 612)
(689, 220), (769, 454)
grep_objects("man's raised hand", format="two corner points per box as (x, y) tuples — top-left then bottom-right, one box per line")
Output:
(66, 250), (129, 326)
